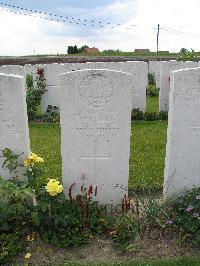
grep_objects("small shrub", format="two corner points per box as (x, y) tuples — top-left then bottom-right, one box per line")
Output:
(131, 108), (144, 120)
(148, 73), (156, 85)
(131, 109), (168, 121)
(0, 177), (32, 263)
(26, 73), (34, 89)
(166, 187), (200, 245)
(26, 68), (46, 121)
(0, 233), (23, 264)
(42, 105), (60, 123)
(33, 183), (110, 247)
(112, 213), (139, 252)
(147, 84), (159, 97)
(177, 48), (197, 62)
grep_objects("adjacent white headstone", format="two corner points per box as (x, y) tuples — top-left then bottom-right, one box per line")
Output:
(60, 69), (133, 205)
(24, 64), (34, 76)
(0, 65), (25, 76)
(159, 60), (198, 111)
(149, 61), (161, 88)
(0, 74), (30, 180)
(32, 63), (76, 113)
(31, 61), (147, 113)
(164, 67), (200, 199)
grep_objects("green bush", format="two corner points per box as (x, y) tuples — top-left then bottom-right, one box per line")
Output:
(26, 73), (34, 89)
(0, 177), (32, 263)
(26, 68), (46, 121)
(33, 184), (110, 247)
(131, 109), (168, 121)
(112, 213), (139, 252)
(42, 105), (60, 123)
(177, 48), (197, 62)
(166, 187), (200, 245)
(148, 73), (156, 85)
(147, 84), (159, 97)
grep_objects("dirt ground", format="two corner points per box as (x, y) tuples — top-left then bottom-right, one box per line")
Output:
(9, 232), (200, 265)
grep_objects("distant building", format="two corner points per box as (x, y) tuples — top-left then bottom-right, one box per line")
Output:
(134, 49), (150, 53)
(83, 47), (100, 54)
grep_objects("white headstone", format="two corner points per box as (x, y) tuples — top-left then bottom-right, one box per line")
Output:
(0, 65), (25, 76)
(79, 61), (148, 112)
(164, 67), (200, 199)
(149, 61), (161, 88)
(159, 60), (198, 111)
(34, 62), (147, 113)
(33, 63), (76, 113)
(60, 69), (133, 205)
(24, 64), (34, 76)
(0, 74), (30, 180)
(119, 61), (148, 112)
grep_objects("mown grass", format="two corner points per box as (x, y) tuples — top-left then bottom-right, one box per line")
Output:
(29, 120), (167, 190)
(146, 96), (159, 113)
(129, 121), (167, 190)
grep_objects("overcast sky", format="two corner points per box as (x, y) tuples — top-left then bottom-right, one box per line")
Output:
(0, 0), (200, 56)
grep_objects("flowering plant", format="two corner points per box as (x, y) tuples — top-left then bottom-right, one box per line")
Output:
(24, 153), (44, 167)
(32, 183), (110, 247)
(23, 152), (44, 192)
(45, 179), (63, 196)
(166, 187), (200, 245)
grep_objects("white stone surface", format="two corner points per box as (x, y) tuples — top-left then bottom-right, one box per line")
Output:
(149, 61), (161, 88)
(78, 61), (148, 111)
(31, 62), (147, 113)
(164, 67), (200, 199)
(31, 63), (75, 112)
(0, 65), (25, 76)
(0, 74), (30, 180)
(24, 64), (34, 76)
(60, 69), (133, 205)
(159, 61), (198, 111)
(40, 85), (61, 113)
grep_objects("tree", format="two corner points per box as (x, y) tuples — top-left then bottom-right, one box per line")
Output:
(67, 46), (74, 54)
(177, 48), (196, 62)
(79, 45), (89, 53)
(73, 45), (79, 54)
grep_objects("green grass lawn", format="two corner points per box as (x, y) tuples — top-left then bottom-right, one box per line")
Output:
(29, 120), (167, 190)
(146, 96), (159, 113)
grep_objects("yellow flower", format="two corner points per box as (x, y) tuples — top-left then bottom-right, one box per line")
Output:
(45, 179), (63, 196)
(24, 152), (44, 167)
(24, 252), (32, 259)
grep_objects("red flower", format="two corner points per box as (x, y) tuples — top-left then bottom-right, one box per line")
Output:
(68, 183), (76, 203)
(95, 186), (98, 196)
(76, 195), (82, 209)
(88, 185), (93, 197)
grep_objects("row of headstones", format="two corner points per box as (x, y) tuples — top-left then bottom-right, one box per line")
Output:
(0, 66), (200, 204)
(0, 69), (134, 206)
(0, 62), (148, 113)
(1, 60), (199, 114)
(149, 60), (200, 111)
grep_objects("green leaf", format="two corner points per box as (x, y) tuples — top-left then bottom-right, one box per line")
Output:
(31, 212), (40, 226)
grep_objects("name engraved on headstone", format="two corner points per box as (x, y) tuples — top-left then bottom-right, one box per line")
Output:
(67, 111), (121, 122)
(72, 124), (120, 138)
